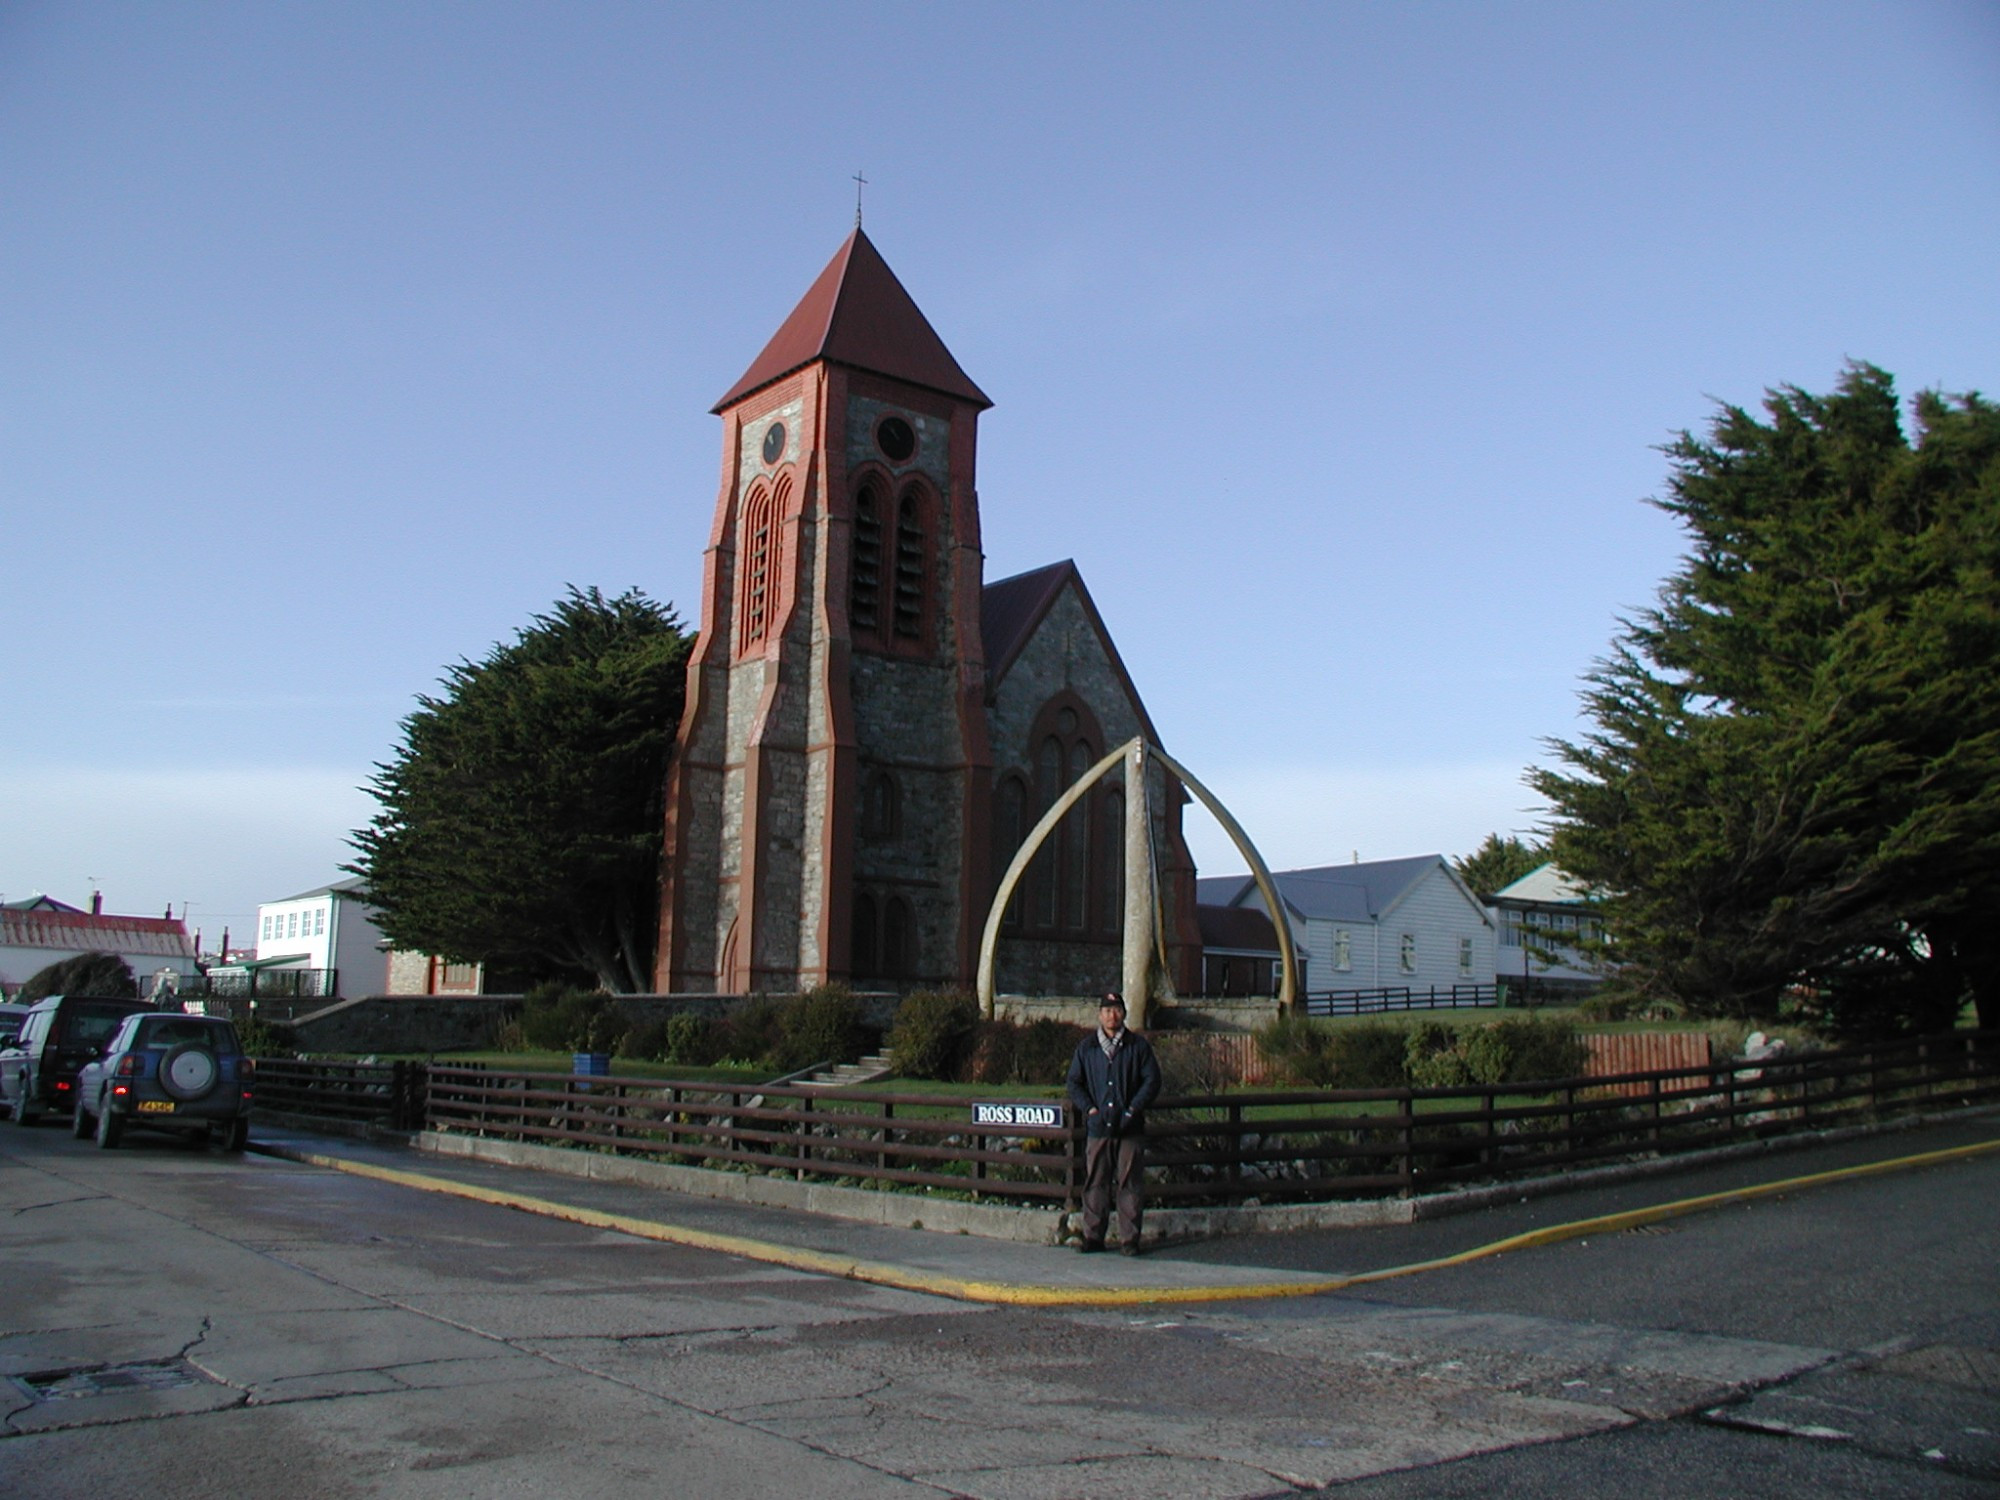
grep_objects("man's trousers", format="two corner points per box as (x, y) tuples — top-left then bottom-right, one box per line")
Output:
(1080, 1133), (1145, 1246)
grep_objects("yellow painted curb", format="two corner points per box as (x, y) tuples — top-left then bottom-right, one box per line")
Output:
(254, 1134), (2000, 1308)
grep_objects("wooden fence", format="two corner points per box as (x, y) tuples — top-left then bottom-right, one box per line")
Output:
(254, 1058), (426, 1130)
(1301, 984), (1501, 1016)
(394, 1029), (1995, 1208)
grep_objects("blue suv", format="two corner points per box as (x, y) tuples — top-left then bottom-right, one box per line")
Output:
(72, 1012), (254, 1150)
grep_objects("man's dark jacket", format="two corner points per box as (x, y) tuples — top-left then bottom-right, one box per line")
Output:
(1065, 1029), (1163, 1139)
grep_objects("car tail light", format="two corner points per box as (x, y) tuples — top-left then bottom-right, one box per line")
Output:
(113, 1084), (129, 1097)
(55, 1079), (70, 1091)
(116, 1056), (139, 1076)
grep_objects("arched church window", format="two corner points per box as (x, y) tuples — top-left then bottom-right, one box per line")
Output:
(851, 892), (878, 978)
(851, 485), (883, 635)
(740, 483), (778, 650)
(1097, 788), (1125, 937)
(862, 770), (900, 842)
(1031, 736), (1062, 929)
(882, 896), (911, 978)
(892, 489), (924, 640)
(1062, 740), (1092, 932)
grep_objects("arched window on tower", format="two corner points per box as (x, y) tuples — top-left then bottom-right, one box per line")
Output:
(740, 483), (778, 651)
(862, 770), (900, 843)
(882, 896), (911, 978)
(892, 488), (925, 640)
(851, 892), (878, 978)
(850, 484), (883, 635)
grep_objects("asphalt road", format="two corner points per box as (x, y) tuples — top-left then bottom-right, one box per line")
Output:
(3, 1116), (1996, 1497)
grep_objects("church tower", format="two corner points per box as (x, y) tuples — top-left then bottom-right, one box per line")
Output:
(656, 230), (995, 993)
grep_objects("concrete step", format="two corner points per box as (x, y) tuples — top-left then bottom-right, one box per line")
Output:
(797, 1052), (895, 1089)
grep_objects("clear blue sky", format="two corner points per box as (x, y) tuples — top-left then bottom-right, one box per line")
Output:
(4, 2), (1996, 947)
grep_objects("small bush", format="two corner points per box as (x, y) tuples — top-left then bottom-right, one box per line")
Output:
(960, 1017), (1089, 1086)
(1255, 1012), (1339, 1087)
(1405, 1021), (1472, 1088)
(773, 985), (869, 1073)
(1323, 1022), (1413, 1090)
(1017, 1017), (1087, 1086)
(235, 1015), (295, 1059)
(662, 1011), (720, 1065)
(721, 995), (788, 1068)
(888, 989), (979, 1079)
(617, 1019), (670, 1061)
(1488, 1012), (1586, 1083)
(518, 983), (628, 1053)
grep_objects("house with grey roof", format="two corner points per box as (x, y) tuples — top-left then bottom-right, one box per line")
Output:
(1198, 855), (1495, 999)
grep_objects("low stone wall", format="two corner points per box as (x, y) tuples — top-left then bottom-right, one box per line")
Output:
(285, 989), (905, 1055)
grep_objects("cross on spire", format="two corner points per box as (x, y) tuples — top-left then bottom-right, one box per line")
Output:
(852, 169), (868, 228)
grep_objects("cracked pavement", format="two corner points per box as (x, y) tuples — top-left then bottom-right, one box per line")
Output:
(2, 1120), (1995, 1496)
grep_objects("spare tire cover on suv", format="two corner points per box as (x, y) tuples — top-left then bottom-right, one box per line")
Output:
(161, 1045), (220, 1101)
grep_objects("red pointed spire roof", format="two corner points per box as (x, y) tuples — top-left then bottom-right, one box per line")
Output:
(714, 228), (991, 412)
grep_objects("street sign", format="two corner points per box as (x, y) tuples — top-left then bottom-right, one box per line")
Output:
(970, 1101), (1064, 1129)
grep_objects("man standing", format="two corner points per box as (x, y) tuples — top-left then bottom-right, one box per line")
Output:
(1064, 991), (1163, 1255)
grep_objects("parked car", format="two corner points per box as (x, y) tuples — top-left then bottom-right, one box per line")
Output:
(71, 1012), (253, 1150)
(0, 994), (153, 1125)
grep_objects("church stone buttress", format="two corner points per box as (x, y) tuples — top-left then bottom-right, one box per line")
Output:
(656, 230), (995, 993)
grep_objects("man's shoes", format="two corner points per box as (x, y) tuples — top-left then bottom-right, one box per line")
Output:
(1119, 1241), (1142, 1257)
(1077, 1239), (1104, 1254)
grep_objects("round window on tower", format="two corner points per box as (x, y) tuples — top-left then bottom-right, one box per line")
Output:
(875, 416), (916, 463)
(762, 422), (786, 465)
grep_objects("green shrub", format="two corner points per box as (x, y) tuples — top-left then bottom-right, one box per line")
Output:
(1017, 1017), (1087, 1086)
(721, 995), (788, 1067)
(1323, 1022), (1413, 1089)
(773, 985), (869, 1073)
(617, 1019), (670, 1061)
(1255, 1011), (1338, 1086)
(235, 1015), (295, 1059)
(1405, 1021), (1472, 1088)
(519, 983), (627, 1053)
(959, 1017), (1089, 1086)
(889, 989), (979, 1079)
(662, 1011), (719, 1065)
(1458, 1024), (1512, 1085)
(1488, 1012), (1586, 1082)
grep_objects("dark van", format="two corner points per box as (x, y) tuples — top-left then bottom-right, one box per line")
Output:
(0, 995), (154, 1125)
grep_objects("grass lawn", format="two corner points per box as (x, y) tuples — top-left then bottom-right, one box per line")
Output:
(386, 1050), (772, 1085)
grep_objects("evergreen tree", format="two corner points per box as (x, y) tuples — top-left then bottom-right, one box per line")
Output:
(1533, 366), (2000, 1034)
(1453, 834), (1548, 900)
(349, 587), (690, 993)
(20, 951), (139, 1002)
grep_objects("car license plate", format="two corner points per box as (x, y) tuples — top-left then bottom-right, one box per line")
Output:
(137, 1100), (176, 1114)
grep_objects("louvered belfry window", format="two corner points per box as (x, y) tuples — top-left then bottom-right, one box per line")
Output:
(892, 490), (924, 639)
(851, 485), (883, 633)
(740, 483), (778, 650)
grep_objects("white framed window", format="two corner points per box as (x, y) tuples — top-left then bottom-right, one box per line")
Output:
(1459, 936), (1473, 976)
(287, 912), (298, 939)
(1399, 933), (1416, 973)
(261, 915), (271, 941)
(314, 909), (326, 937)
(1333, 930), (1352, 971)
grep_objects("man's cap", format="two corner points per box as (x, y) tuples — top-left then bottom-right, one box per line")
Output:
(1098, 992), (1126, 1010)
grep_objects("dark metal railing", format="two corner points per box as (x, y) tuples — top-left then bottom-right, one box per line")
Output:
(1301, 983), (1501, 1016)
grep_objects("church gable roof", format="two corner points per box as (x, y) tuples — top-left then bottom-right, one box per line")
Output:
(980, 559), (1161, 744)
(714, 229), (991, 412)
